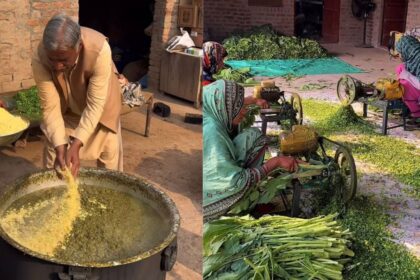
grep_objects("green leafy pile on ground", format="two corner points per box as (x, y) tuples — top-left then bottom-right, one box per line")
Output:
(223, 25), (328, 60)
(14, 86), (42, 121)
(338, 196), (420, 280)
(302, 100), (372, 134)
(302, 99), (420, 197)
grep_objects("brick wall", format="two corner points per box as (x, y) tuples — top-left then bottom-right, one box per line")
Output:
(148, 0), (180, 90)
(147, 0), (203, 91)
(0, 0), (177, 93)
(204, 0), (294, 42)
(0, 0), (78, 94)
(367, 0), (418, 48)
(406, 0), (420, 31)
(367, 0), (384, 47)
(339, 0), (365, 45)
(1, 0), (415, 93)
(344, 0), (418, 48)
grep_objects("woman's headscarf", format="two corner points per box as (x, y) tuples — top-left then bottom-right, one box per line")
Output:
(203, 79), (244, 133)
(203, 80), (267, 221)
(202, 42), (228, 82)
(396, 35), (420, 79)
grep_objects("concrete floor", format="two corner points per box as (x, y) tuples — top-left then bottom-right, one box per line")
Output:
(0, 91), (203, 279)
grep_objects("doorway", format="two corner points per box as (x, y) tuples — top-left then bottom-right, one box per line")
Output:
(79, 0), (156, 82)
(322, 0), (340, 43)
(381, 0), (408, 46)
(295, 0), (340, 43)
(295, 0), (324, 40)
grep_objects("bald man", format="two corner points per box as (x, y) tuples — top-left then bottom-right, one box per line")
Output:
(32, 13), (123, 177)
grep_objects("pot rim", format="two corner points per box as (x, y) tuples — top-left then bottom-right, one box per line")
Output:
(0, 167), (180, 268)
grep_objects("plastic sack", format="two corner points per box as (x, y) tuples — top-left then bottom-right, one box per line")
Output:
(375, 78), (404, 100)
(166, 28), (195, 52)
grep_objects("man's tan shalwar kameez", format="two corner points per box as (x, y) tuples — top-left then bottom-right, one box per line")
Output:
(32, 27), (123, 171)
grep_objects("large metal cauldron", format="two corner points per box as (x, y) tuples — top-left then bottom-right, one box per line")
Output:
(0, 168), (180, 280)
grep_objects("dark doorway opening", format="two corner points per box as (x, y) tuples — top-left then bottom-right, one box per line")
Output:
(295, 0), (324, 40)
(295, 0), (340, 43)
(381, 0), (408, 46)
(79, 0), (155, 82)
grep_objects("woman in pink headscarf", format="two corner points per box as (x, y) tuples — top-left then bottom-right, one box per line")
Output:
(202, 41), (228, 86)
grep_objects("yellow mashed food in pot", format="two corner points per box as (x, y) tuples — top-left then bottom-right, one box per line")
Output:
(1, 169), (81, 256)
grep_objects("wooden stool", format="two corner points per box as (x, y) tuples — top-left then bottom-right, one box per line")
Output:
(120, 91), (154, 137)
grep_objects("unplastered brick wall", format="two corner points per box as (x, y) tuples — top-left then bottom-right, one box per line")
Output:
(367, 0), (384, 47)
(339, 0), (365, 45)
(204, 0), (294, 42)
(148, 0), (180, 90)
(406, 0), (420, 31)
(367, 0), (418, 48)
(0, 0), (78, 94)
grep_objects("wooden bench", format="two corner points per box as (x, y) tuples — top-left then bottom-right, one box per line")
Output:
(120, 91), (154, 137)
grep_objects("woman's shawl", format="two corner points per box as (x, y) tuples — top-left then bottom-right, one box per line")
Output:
(203, 80), (265, 220)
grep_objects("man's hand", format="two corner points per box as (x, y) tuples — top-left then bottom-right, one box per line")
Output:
(66, 138), (83, 177)
(54, 144), (68, 177)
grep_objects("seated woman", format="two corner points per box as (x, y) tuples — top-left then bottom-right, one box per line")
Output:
(202, 41), (228, 86)
(203, 80), (299, 221)
(396, 35), (420, 122)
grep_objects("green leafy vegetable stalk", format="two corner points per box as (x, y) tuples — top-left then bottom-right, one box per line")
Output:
(204, 214), (354, 280)
(213, 67), (259, 86)
(240, 105), (261, 130)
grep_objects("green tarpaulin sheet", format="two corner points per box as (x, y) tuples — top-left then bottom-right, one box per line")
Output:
(225, 57), (363, 77)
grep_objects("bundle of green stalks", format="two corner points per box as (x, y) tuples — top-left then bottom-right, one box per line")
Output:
(204, 214), (354, 280)
(213, 67), (259, 86)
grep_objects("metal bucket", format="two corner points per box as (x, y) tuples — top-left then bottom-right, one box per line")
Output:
(0, 168), (180, 280)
